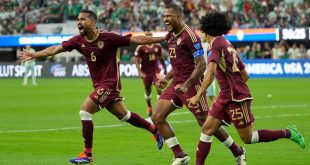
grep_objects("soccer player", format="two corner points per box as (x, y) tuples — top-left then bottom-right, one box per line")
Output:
(20, 9), (165, 164)
(152, 4), (246, 165)
(22, 45), (37, 86)
(187, 11), (306, 165)
(134, 32), (167, 117)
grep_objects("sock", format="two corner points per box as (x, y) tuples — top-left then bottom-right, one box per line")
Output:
(252, 129), (290, 143)
(196, 133), (212, 165)
(165, 137), (185, 158)
(81, 120), (93, 150)
(145, 94), (152, 108)
(222, 136), (243, 157)
(125, 111), (157, 134)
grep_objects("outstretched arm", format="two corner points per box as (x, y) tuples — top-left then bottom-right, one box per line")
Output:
(130, 35), (166, 45)
(240, 68), (249, 83)
(159, 56), (167, 74)
(187, 62), (217, 105)
(20, 45), (66, 62)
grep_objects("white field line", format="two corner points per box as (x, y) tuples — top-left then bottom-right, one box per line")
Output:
(0, 104), (309, 134)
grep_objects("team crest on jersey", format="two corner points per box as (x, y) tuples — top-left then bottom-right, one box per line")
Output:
(207, 50), (212, 57)
(155, 48), (158, 52)
(177, 38), (182, 45)
(194, 42), (201, 50)
(97, 41), (104, 49)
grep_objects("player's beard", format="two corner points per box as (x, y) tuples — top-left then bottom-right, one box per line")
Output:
(79, 28), (87, 36)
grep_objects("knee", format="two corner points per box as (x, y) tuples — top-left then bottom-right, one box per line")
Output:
(240, 136), (252, 144)
(79, 110), (92, 120)
(201, 125), (214, 136)
(151, 112), (163, 126)
(240, 130), (258, 144)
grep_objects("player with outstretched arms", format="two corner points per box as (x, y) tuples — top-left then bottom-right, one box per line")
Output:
(20, 9), (165, 164)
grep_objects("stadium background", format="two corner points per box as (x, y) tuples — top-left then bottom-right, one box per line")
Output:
(0, 0), (309, 165)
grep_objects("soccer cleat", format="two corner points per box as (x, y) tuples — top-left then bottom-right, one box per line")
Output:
(69, 152), (93, 164)
(172, 155), (190, 165)
(287, 125), (305, 149)
(236, 147), (246, 165)
(147, 107), (152, 117)
(154, 132), (164, 150)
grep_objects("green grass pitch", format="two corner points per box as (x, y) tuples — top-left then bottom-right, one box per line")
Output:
(0, 78), (309, 165)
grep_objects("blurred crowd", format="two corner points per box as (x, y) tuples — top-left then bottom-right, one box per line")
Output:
(1, 0), (309, 34)
(0, 0), (310, 60)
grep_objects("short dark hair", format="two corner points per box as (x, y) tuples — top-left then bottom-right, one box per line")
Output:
(165, 4), (182, 16)
(80, 9), (97, 22)
(200, 11), (232, 36)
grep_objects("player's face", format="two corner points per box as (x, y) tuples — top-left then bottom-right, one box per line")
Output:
(163, 8), (180, 32)
(77, 13), (94, 36)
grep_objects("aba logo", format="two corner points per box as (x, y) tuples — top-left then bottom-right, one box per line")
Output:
(50, 64), (66, 77)
(194, 42), (201, 50)
(207, 51), (212, 58)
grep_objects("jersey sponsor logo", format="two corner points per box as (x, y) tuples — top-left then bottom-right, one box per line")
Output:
(194, 42), (201, 50)
(207, 50), (212, 58)
(97, 41), (104, 49)
(177, 38), (182, 45)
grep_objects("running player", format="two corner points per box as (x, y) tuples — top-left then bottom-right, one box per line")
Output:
(188, 10), (306, 165)
(152, 4), (246, 165)
(20, 9), (165, 164)
(134, 32), (167, 117)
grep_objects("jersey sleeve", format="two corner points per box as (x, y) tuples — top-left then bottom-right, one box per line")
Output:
(207, 49), (221, 64)
(185, 34), (204, 59)
(109, 32), (132, 47)
(62, 36), (79, 52)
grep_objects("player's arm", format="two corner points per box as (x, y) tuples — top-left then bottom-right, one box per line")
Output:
(130, 35), (166, 45)
(20, 45), (66, 62)
(156, 70), (173, 89)
(187, 62), (216, 105)
(240, 68), (249, 83)
(181, 56), (206, 89)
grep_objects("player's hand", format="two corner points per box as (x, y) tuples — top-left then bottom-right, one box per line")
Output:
(156, 78), (168, 89)
(187, 95), (200, 107)
(174, 84), (188, 94)
(20, 49), (35, 62)
(139, 71), (146, 78)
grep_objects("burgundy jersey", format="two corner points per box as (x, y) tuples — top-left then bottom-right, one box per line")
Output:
(207, 36), (252, 102)
(166, 25), (204, 85)
(62, 30), (131, 89)
(134, 44), (162, 74)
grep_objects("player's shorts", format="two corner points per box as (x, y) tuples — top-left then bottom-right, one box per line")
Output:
(159, 83), (209, 117)
(142, 73), (159, 90)
(89, 85), (123, 109)
(209, 99), (254, 129)
(206, 79), (216, 97)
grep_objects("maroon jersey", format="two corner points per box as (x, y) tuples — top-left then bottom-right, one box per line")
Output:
(134, 44), (162, 74)
(166, 25), (204, 85)
(207, 36), (252, 102)
(62, 30), (131, 89)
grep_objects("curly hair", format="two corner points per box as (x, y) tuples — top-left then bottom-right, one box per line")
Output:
(200, 11), (232, 36)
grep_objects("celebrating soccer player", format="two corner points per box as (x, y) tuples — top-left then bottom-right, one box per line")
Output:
(134, 32), (167, 117)
(152, 4), (246, 165)
(187, 10), (306, 165)
(20, 9), (165, 164)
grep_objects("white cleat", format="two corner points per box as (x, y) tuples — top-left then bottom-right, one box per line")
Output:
(236, 147), (246, 165)
(172, 155), (190, 165)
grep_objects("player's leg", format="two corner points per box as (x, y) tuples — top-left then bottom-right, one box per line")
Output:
(235, 101), (305, 149)
(185, 84), (244, 162)
(196, 115), (222, 165)
(22, 66), (30, 85)
(69, 96), (100, 164)
(107, 100), (163, 150)
(152, 84), (188, 164)
(30, 66), (37, 85)
(143, 75), (153, 116)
